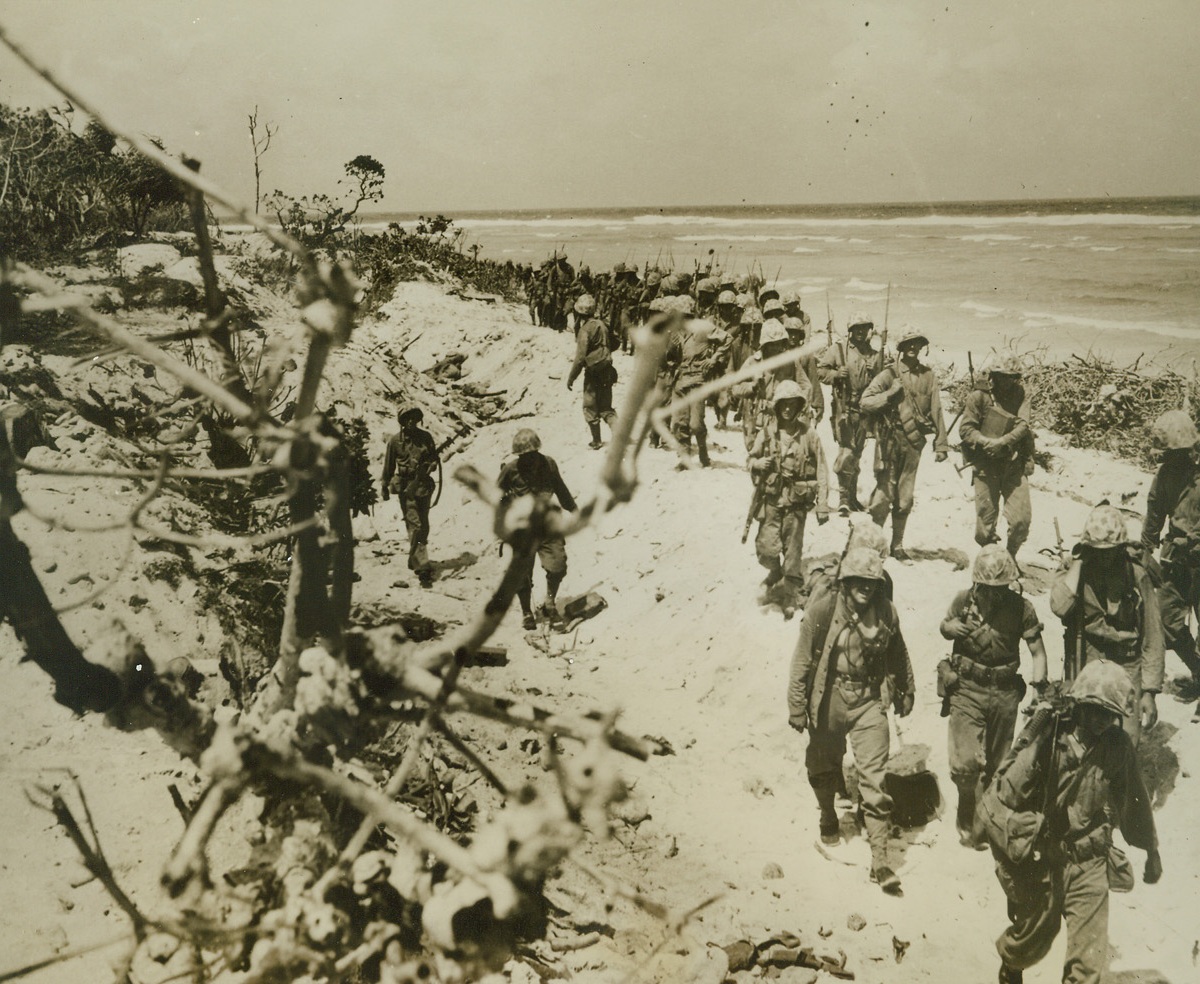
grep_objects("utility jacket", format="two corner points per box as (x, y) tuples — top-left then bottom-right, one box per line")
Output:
(1142, 449), (1200, 563)
(861, 361), (950, 455)
(942, 586), (1043, 669)
(1050, 551), (1165, 691)
(788, 587), (914, 726)
(382, 426), (438, 500)
(567, 317), (612, 388)
(497, 452), (576, 512)
(818, 339), (881, 420)
(959, 383), (1034, 472)
(669, 327), (732, 388)
(748, 417), (829, 516)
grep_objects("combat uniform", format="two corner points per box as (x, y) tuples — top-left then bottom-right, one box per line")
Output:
(381, 418), (439, 584)
(941, 560), (1045, 845)
(1141, 411), (1200, 696)
(994, 716), (1157, 983)
(959, 374), (1035, 556)
(1050, 509), (1165, 746)
(819, 332), (881, 511)
(860, 347), (949, 553)
(567, 306), (617, 447)
(787, 555), (915, 885)
(748, 408), (830, 604)
(669, 322), (730, 465)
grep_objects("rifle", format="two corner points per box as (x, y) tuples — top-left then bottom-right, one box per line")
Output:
(947, 350), (975, 438)
(878, 282), (891, 371)
(825, 290), (833, 347)
(742, 474), (768, 544)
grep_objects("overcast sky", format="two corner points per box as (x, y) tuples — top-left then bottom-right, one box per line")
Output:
(1, 1), (1197, 212)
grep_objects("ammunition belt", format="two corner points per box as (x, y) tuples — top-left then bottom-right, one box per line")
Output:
(955, 656), (1021, 688)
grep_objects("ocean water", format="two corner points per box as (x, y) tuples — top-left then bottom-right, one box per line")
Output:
(372, 198), (1200, 367)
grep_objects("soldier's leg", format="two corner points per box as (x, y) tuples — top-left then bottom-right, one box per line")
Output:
(779, 508), (808, 616)
(671, 382), (693, 447)
(806, 689), (851, 837)
(539, 536), (568, 617)
(755, 503), (785, 587)
(1060, 858), (1110, 984)
(994, 857), (1062, 974)
(845, 696), (896, 882)
(692, 399), (710, 466)
(947, 680), (988, 844)
(867, 456), (893, 528)
(846, 417), (868, 510)
(974, 472), (1002, 547)
(983, 684), (1022, 787)
(1002, 469), (1032, 557)
(1119, 662), (1143, 746)
(889, 444), (921, 553)
(582, 383), (603, 448)
(1159, 562), (1200, 682)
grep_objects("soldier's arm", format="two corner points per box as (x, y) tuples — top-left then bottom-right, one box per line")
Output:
(929, 377), (950, 454)
(787, 602), (823, 726)
(889, 610), (917, 705)
(1141, 469), (1168, 550)
(940, 590), (971, 640)
(545, 456), (577, 513)
(812, 432), (830, 518)
(1139, 571), (1166, 693)
(381, 437), (397, 488)
(816, 344), (842, 384)
(957, 389), (989, 444)
(857, 367), (896, 415)
(566, 324), (591, 387)
(1108, 730), (1158, 853)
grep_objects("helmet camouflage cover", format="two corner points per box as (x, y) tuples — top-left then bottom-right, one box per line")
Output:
(839, 547), (886, 582)
(1079, 503), (1127, 549)
(972, 543), (1019, 585)
(512, 428), (541, 454)
(1151, 409), (1200, 450)
(717, 290), (739, 307)
(772, 379), (808, 406)
(1070, 658), (1135, 718)
(758, 321), (789, 347)
(574, 293), (597, 315)
(740, 306), (764, 326)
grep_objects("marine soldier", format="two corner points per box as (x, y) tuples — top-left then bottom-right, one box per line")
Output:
(782, 314), (825, 424)
(992, 659), (1161, 984)
(709, 290), (744, 428)
(788, 547), (915, 894)
(668, 319), (724, 467)
(1049, 503), (1164, 745)
(748, 380), (831, 617)
(736, 319), (792, 451)
(566, 293), (618, 450)
(860, 329), (950, 559)
(818, 314), (883, 516)
(940, 545), (1049, 848)
(498, 428), (577, 630)
(380, 403), (440, 588)
(959, 358), (1035, 557)
(1141, 409), (1200, 710)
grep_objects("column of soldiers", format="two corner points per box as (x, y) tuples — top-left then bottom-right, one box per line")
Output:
(382, 253), (1198, 983)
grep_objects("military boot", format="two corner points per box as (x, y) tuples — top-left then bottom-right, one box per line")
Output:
(810, 773), (840, 845)
(588, 422), (603, 449)
(890, 514), (910, 561)
(954, 780), (986, 850)
(696, 432), (711, 468)
(864, 815), (901, 895)
(837, 479), (853, 518)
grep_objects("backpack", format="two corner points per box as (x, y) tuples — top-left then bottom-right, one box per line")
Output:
(978, 706), (1087, 864)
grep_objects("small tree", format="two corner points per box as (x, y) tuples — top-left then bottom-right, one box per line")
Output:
(247, 105), (277, 214)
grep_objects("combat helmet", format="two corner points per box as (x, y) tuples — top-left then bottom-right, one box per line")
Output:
(397, 402), (423, 423)
(717, 289), (739, 307)
(1151, 409), (1200, 451)
(762, 298), (785, 319)
(988, 356), (1024, 378)
(740, 306), (763, 326)
(846, 522), (889, 559)
(896, 328), (929, 352)
(772, 379), (808, 407)
(758, 287), (780, 307)
(574, 294), (597, 316)
(1070, 658), (1135, 718)
(839, 547), (886, 582)
(759, 321), (789, 347)
(972, 544), (1019, 586)
(1078, 503), (1127, 549)
(512, 428), (541, 454)
(697, 277), (719, 296)
(848, 312), (873, 331)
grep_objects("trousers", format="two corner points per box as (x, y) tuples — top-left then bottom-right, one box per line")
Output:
(974, 464), (1032, 555)
(806, 681), (892, 822)
(756, 503), (810, 589)
(869, 438), (922, 528)
(995, 855), (1109, 984)
(400, 494), (431, 573)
